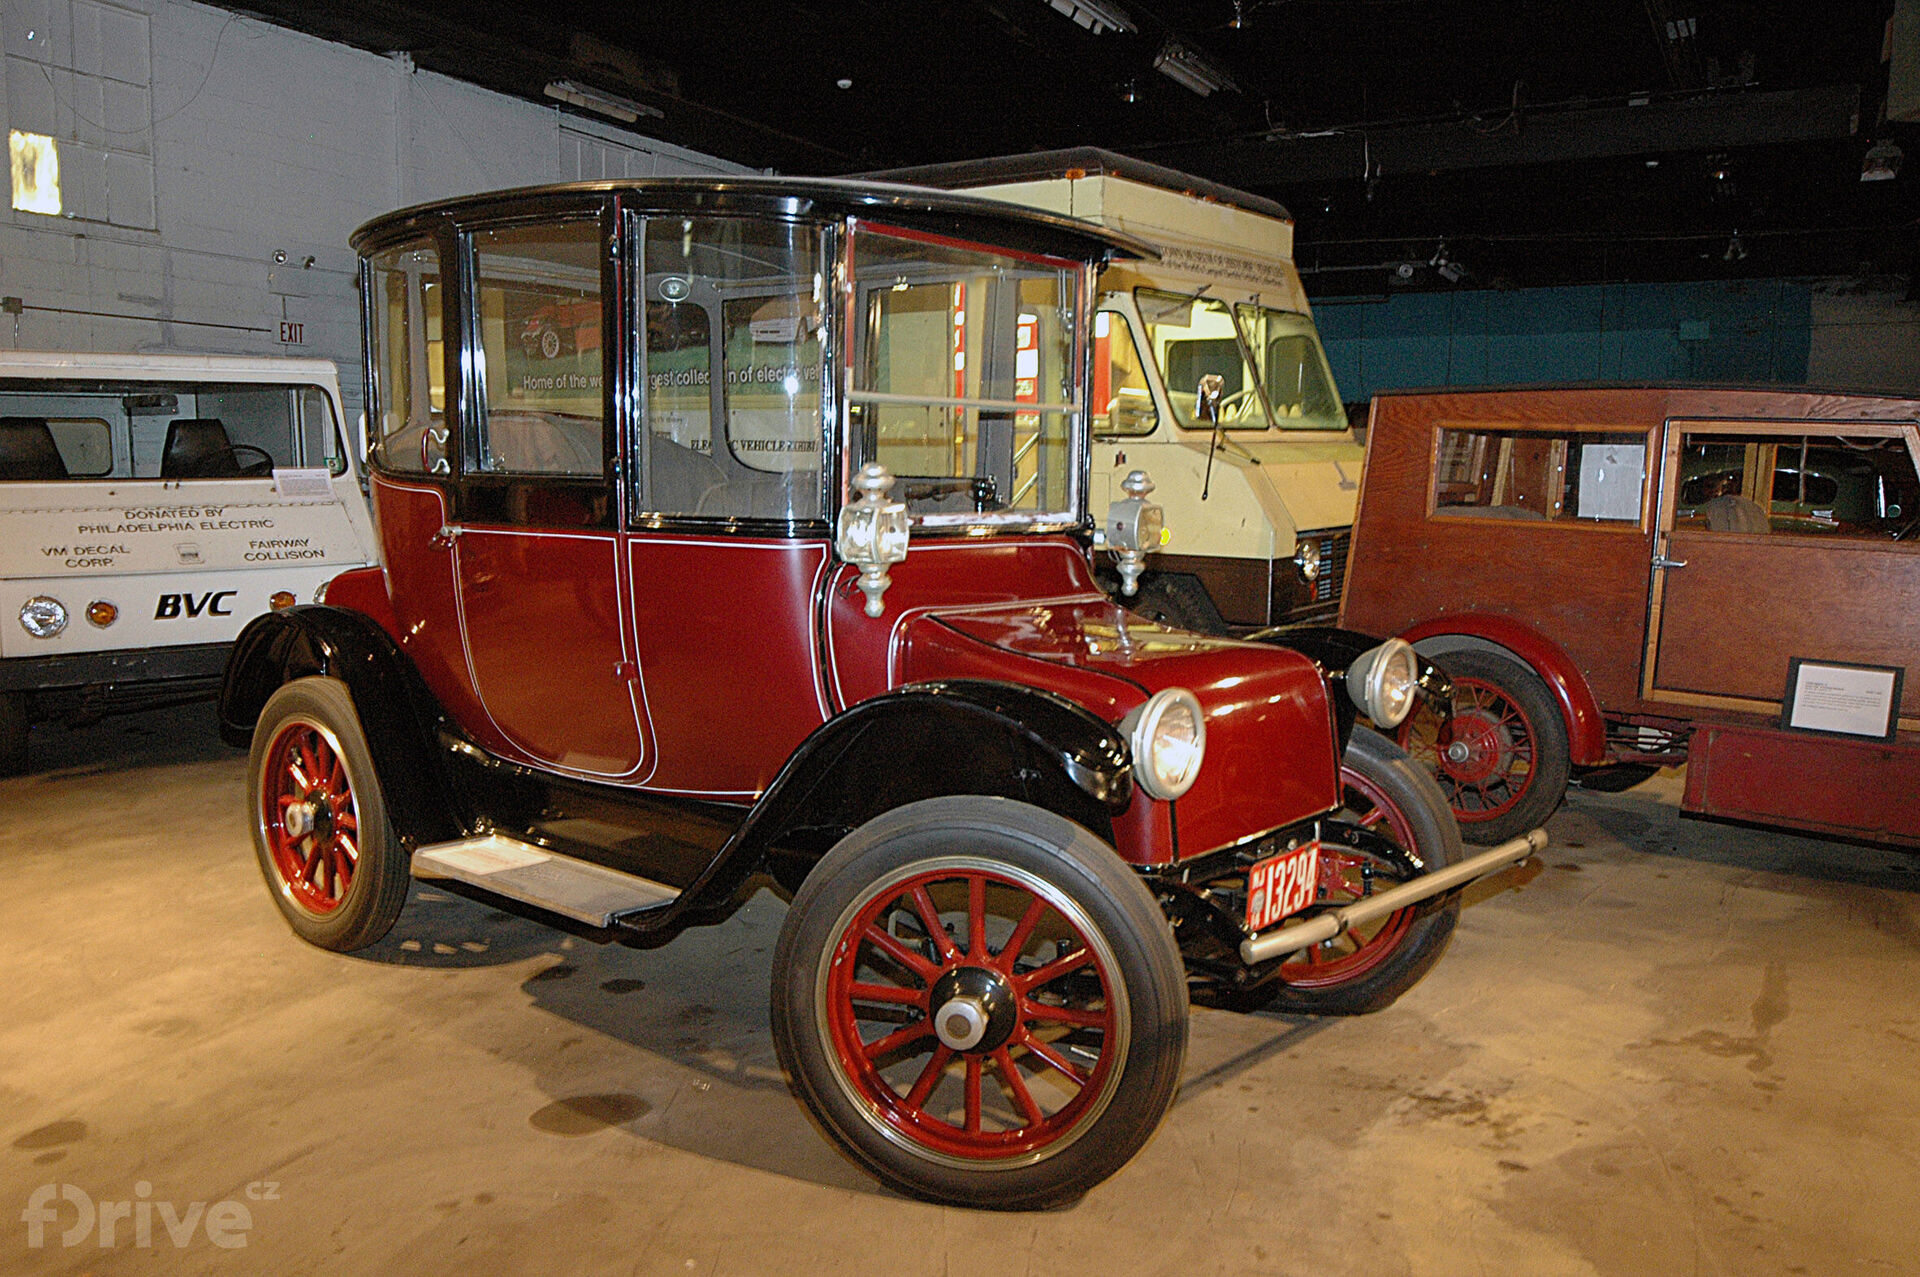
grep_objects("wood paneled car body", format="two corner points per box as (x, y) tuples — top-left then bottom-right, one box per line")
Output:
(1342, 384), (1920, 849)
(220, 179), (1538, 1208)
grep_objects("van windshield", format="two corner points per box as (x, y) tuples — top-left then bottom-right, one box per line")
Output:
(0, 380), (345, 481)
(1137, 289), (1345, 432)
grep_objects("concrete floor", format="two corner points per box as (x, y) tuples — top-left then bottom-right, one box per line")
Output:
(3, 705), (1918, 1277)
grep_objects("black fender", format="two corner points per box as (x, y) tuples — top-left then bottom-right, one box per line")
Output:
(219, 605), (463, 848)
(1250, 624), (1454, 744)
(616, 679), (1132, 939)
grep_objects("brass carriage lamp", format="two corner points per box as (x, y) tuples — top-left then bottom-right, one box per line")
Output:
(1105, 469), (1166, 597)
(837, 462), (909, 617)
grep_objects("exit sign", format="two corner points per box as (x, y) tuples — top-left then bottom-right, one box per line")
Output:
(278, 320), (306, 345)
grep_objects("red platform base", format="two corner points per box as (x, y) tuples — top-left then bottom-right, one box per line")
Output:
(1684, 721), (1920, 849)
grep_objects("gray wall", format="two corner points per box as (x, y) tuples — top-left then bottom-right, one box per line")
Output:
(0, 0), (751, 419)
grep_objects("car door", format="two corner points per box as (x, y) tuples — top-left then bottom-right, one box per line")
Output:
(619, 210), (835, 797)
(446, 207), (646, 778)
(1645, 417), (1920, 729)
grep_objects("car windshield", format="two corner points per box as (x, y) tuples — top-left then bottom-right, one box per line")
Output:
(847, 223), (1083, 528)
(1137, 289), (1344, 431)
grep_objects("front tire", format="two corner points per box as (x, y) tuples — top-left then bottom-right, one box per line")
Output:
(771, 796), (1188, 1210)
(248, 677), (408, 952)
(1258, 727), (1465, 1016)
(1399, 648), (1571, 845)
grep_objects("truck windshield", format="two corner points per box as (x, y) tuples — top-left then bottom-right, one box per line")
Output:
(848, 223), (1082, 527)
(1138, 289), (1344, 432)
(0, 380), (345, 480)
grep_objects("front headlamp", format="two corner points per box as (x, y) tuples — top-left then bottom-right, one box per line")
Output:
(19, 595), (68, 639)
(1293, 538), (1322, 582)
(1121, 687), (1207, 801)
(1345, 637), (1420, 729)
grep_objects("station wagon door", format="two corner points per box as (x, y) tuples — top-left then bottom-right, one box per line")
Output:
(1645, 418), (1920, 730)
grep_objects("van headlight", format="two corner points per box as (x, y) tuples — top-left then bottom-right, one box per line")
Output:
(19, 595), (68, 638)
(1121, 688), (1206, 801)
(1346, 637), (1419, 729)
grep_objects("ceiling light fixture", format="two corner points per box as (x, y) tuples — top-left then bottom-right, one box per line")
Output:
(1723, 232), (1747, 263)
(1045, 0), (1137, 35)
(543, 79), (661, 124)
(1153, 39), (1237, 96)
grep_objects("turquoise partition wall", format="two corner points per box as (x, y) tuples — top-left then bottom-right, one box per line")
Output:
(1316, 278), (1815, 403)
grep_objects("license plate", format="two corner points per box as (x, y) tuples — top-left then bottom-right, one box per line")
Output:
(1247, 840), (1320, 932)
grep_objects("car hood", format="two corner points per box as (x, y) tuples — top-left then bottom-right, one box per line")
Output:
(899, 596), (1342, 855)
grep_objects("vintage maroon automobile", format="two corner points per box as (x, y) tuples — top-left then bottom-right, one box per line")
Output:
(1342, 384), (1920, 850)
(219, 179), (1540, 1208)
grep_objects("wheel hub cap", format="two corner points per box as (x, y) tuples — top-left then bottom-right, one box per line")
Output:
(928, 966), (1017, 1053)
(1440, 711), (1505, 784)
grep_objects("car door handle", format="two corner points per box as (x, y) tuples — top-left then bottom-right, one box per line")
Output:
(430, 525), (464, 550)
(1652, 554), (1687, 570)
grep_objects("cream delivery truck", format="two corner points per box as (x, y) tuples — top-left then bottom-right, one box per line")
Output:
(872, 148), (1361, 633)
(0, 351), (376, 773)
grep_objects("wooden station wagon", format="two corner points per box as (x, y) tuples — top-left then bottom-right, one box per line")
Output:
(1341, 384), (1920, 849)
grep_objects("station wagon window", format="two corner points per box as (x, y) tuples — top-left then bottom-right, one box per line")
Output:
(0, 381), (343, 480)
(469, 221), (606, 478)
(638, 217), (825, 522)
(849, 225), (1080, 524)
(1676, 431), (1920, 538)
(1092, 309), (1157, 437)
(367, 240), (445, 474)
(1434, 426), (1648, 524)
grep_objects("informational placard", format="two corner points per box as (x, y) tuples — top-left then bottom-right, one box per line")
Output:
(1576, 442), (1646, 522)
(1782, 658), (1903, 741)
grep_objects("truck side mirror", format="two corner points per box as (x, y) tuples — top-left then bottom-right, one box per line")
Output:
(837, 462), (909, 617)
(1105, 469), (1165, 597)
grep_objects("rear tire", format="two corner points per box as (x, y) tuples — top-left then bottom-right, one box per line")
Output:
(248, 677), (408, 952)
(771, 796), (1188, 1209)
(1399, 648), (1570, 845)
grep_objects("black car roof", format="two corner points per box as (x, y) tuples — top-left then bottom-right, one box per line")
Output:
(350, 175), (1158, 263)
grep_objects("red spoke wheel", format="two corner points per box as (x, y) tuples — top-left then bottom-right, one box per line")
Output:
(1396, 649), (1571, 845)
(1256, 727), (1466, 1016)
(249, 677), (408, 952)
(773, 797), (1187, 1210)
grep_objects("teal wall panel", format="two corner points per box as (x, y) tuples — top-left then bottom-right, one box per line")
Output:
(1316, 279), (1814, 403)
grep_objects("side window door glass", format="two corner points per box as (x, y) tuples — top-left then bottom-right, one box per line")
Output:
(639, 217), (825, 522)
(1092, 309), (1157, 437)
(469, 220), (606, 479)
(367, 240), (444, 474)
(1434, 426), (1647, 524)
(1678, 432), (1920, 537)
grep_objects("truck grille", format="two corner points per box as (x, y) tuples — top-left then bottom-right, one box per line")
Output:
(1311, 528), (1350, 607)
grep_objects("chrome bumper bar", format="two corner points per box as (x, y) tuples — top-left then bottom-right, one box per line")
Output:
(1239, 828), (1548, 966)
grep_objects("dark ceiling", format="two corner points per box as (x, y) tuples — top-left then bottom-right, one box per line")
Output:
(229, 0), (1917, 295)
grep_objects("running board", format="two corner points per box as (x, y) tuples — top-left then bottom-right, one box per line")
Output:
(411, 835), (678, 928)
(1239, 828), (1548, 966)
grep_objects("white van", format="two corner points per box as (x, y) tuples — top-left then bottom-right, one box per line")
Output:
(0, 351), (376, 773)
(875, 149), (1361, 632)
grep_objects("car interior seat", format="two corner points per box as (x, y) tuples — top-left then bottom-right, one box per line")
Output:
(1702, 494), (1770, 534)
(160, 418), (240, 478)
(0, 416), (69, 480)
